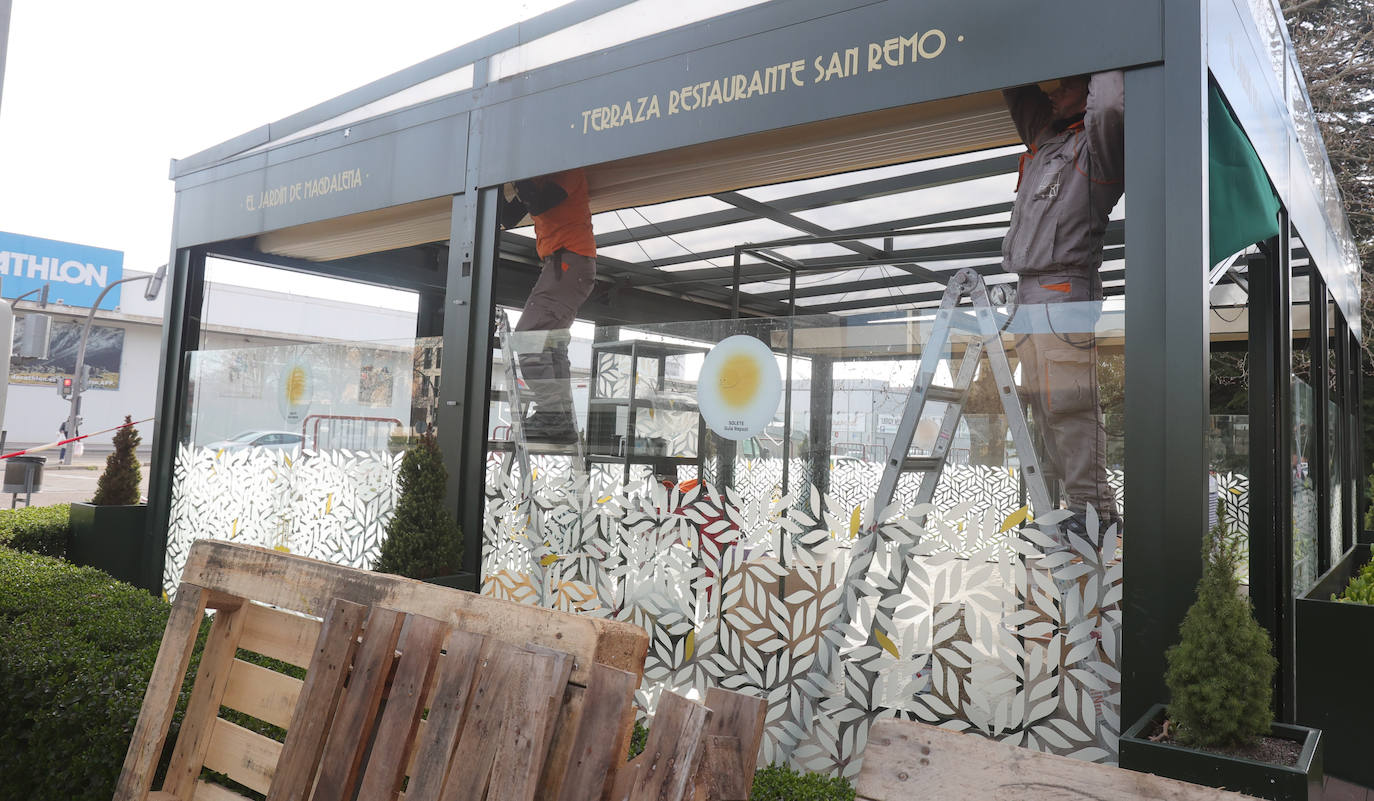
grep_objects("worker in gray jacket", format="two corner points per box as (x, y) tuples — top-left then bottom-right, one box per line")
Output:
(1002, 71), (1124, 537)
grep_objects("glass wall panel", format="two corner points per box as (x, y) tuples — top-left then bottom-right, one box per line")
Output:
(1292, 376), (1318, 592)
(485, 292), (1126, 773)
(165, 338), (419, 592)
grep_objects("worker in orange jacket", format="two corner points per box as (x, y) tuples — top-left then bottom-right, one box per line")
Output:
(499, 168), (597, 444)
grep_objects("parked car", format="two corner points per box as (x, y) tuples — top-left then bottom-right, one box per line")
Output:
(206, 430), (304, 453)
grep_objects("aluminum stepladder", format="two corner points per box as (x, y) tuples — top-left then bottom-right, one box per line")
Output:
(810, 268), (1054, 689)
(495, 310), (587, 604)
(870, 267), (1052, 522)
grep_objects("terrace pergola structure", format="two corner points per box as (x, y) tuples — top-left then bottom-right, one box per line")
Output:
(148, 0), (1361, 775)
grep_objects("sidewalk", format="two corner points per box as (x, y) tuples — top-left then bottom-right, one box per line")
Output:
(2, 448), (152, 508)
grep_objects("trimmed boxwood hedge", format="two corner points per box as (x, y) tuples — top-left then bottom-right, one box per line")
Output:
(0, 546), (203, 801)
(0, 503), (70, 558)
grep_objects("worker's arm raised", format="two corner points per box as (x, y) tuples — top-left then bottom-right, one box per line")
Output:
(1084, 70), (1125, 184)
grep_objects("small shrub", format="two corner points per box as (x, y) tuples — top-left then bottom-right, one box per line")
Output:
(627, 720), (648, 760)
(750, 764), (856, 801)
(0, 547), (203, 800)
(91, 416), (142, 506)
(1334, 557), (1374, 604)
(1165, 522), (1277, 748)
(0, 503), (70, 557)
(373, 433), (462, 579)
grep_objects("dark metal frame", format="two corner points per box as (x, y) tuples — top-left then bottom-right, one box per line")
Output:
(145, 0), (1363, 744)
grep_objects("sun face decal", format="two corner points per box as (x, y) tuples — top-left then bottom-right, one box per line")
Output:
(696, 335), (781, 441)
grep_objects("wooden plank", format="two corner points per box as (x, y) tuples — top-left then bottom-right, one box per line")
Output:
(310, 606), (405, 801)
(692, 737), (745, 801)
(399, 629), (486, 801)
(355, 614), (448, 801)
(181, 540), (648, 683)
(437, 640), (526, 801)
(856, 719), (1265, 801)
(163, 604), (249, 799)
(114, 584), (210, 801)
(487, 650), (567, 801)
(691, 688), (767, 800)
(524, 641), (576, 796)
(554, 664), (639, 801)
(627, 692), (712, 801)
(266, 597), (367, 801)
(201, 717), (284, 796)
(221, 658), (303, 730)
(239, 601), (323, 669)
(192, 779), (256, 801)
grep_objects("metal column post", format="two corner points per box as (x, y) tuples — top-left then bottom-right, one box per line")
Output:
(1122, 33), (1211, 723)
(143, 247), (206, 595)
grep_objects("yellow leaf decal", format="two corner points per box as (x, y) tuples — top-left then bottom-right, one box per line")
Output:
(1230, 487), (1242, 495)
(849, 506), (862, 539)
(684, 629), (696, 661)
(161, 591), (169, 603)
(875, 627), (899, 658)
(598, 495), (612, 504)
(325, 493), (333, 515)
(230, 519), (238, 539)
(999, 505), (1029, 533)
(539, 554), (560, 566)
(273, 543), (290, 553)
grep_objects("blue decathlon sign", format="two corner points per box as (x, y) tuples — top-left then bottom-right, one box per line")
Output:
(0, 232), (124, 310)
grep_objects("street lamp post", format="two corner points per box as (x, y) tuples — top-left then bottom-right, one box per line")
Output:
(63, 266), (166, 465)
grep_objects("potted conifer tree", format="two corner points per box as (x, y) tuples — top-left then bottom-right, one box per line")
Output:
(68, 416), (156, 593)
(372, 433), (473, 590)
(1120, 521), (1323, 801)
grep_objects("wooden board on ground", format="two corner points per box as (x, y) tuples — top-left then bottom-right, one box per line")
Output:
(180, 540), (648, 683)
(856, 718), (1264, 801)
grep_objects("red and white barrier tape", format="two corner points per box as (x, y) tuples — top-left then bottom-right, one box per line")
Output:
(1, 416), (154, 460)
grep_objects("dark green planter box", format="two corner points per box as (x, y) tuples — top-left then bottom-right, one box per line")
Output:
(67, 502), (157, 594)
(1297, 543), (1373, 787)
(1120, 704), (1322, 801)
(425, 572), (478, 592)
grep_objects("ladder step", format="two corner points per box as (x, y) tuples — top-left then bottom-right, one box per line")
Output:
(921, 386), (965, 404)
(902, 456), (945, 472)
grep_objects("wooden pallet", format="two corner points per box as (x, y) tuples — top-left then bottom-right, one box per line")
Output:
(856, 718), (1263, 801)
(112, 540), (651, 801)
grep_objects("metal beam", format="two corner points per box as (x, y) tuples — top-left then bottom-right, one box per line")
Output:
(594, 152), (1021, 248)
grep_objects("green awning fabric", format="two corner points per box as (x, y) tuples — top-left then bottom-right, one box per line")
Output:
(1209, 82), (1281, 267)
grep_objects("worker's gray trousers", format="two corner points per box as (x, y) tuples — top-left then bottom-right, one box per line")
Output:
(515, 251), (597, 416)
(1014, 272), (1117, 518)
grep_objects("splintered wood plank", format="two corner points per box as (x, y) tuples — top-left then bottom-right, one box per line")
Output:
(201, 717), (284, 796)
(265, 598), (367, 801)
(181, 540), (648, 684)
(486, 650), (568, 801)
(691, 688), (767, 800)
(239, 601), (324, 669)
(437, 640), (526, 801)
(308, 607), (406, 801)
(522, 642), (576, 796)
(627, 692), (712, 801)
(402, 629), (487, 801)
(554, 664), (639, 801)
(354, 614), (448, 801)
(163, 604), (249, 799)
(692, 737), (745, 801)
(221, 658), (303, 730)
(192, 779), (256, 801)
(114, 584), (210, 801)
(856, 719), (1265, 801)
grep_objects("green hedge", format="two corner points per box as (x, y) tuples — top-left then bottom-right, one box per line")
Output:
(0, 503), (70, 557)
(0, 546), (202, 801)
(750, 764), (856, 801)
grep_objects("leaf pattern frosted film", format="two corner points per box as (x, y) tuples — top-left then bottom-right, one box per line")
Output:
(482, 457), (1125, 777)
(165, 445), (402, 594)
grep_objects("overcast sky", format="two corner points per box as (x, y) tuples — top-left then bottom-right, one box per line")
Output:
(0, 0), (570, 285)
